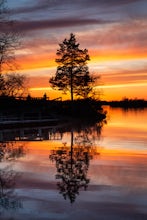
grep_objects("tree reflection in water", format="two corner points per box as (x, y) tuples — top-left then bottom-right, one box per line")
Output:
(0, 142), (26, 162)
(0, 142), (26, 212)
(50, 122), (102, 203)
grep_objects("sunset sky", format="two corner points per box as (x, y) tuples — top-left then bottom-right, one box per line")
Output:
(7, 0), (147, 100)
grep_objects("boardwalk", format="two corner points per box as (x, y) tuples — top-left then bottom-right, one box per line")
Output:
(0, 116), (60, 129)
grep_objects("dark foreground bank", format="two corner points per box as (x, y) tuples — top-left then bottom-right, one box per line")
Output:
(0, 96), (106, 128)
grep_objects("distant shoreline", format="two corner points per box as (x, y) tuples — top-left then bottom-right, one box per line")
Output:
(101, 99), (147, 108)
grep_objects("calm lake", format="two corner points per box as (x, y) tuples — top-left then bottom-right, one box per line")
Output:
(0, 107), (147, 220)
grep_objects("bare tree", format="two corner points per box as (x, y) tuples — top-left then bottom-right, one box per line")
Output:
(0, 32), (19, 74)
(0, 0), (17, 74)
(0, 0), (27, 97)
(4, 73), (27, 97)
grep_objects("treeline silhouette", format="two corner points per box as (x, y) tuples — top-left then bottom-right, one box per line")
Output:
(102, 98), (147, 109)
(0, 95), (106, 121)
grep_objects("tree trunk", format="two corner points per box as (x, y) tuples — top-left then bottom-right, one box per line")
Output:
(70, 67), (74, 115)
(70, 67), (73, 103)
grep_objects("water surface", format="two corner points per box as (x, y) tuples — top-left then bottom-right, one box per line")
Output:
(0, 108), (147, 220)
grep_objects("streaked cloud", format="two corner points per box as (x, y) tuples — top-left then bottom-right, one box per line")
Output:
(96, 82), (147, 89)
(6, 0), (147, 100)
(12, 18), (110, 33)
(10, 0), (144, 15)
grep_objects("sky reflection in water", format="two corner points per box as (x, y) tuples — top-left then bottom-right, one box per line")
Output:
(0, 108), (147, 220)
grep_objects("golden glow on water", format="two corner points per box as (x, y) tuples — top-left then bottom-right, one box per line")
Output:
(100, 148), (147, 158)
(2, 108), (145, 220)
(23, 109), (147, 168)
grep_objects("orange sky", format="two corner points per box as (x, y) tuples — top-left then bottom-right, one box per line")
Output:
(17, 48), (147, 100)
(7, 0), (147, 101)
